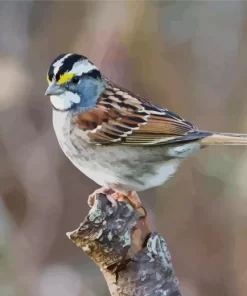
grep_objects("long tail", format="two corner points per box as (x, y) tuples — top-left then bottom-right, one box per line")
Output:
(199, 132), (247, 146)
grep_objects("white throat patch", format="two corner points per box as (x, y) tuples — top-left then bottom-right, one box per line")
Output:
(50, 91), (80, 111)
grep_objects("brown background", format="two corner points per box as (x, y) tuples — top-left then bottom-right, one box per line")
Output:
(1, 1), (247, 296)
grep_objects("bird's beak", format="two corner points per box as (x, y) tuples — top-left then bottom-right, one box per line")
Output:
(45, 82), (64, 96)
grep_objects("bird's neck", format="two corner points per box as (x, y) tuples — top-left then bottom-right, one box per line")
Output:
(52, 109), (72, 144)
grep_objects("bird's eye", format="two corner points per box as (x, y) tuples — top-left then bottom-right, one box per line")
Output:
(71, 76), (80, 84)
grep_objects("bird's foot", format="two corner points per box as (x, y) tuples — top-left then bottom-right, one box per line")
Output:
(88, 187), (116, 207)
(88, 189), (145, 217)
(112, 191), (146, 217)
(111, 191), (142, 209)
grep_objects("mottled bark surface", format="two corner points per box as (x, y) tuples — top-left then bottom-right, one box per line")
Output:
(67, 194), (182, 296)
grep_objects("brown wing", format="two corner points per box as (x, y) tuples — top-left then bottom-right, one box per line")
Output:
(74, 81), (203, 145)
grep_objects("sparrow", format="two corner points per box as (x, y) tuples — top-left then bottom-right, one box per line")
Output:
(45, 53), (247, 208)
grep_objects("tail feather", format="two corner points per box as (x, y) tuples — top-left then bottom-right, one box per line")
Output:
(199, 132), (247, 146)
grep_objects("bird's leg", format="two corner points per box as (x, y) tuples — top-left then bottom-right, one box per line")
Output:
(111, 191), (142, 209)
(88, 187), (116, 207)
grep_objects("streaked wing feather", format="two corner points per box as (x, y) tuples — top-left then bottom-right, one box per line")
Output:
(74, 81), (199, 145)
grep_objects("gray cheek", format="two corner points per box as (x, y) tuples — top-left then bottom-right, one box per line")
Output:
(77, 79), (103, 108)
(82, 83), (98, 102)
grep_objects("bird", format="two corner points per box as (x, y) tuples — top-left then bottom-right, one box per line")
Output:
(45, 53), (247, 209)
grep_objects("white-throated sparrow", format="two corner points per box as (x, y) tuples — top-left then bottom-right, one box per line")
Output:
(45, 53), (247, 208)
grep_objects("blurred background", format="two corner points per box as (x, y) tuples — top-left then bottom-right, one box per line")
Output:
(1, 1), (247, 295)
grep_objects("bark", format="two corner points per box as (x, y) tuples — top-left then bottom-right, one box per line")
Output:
(67, 194), (182, 296)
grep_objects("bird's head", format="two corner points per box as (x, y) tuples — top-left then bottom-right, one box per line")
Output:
(45, 53), (105, 112)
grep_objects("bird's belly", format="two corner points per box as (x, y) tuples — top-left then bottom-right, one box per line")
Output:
(70, 154), (180, 192)
(52, 110), (181, 192)
(134, 159), (180, 191)
(109, 159), (180, 191)
(60, 138), (180, 191)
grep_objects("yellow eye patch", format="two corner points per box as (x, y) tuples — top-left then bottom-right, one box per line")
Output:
(46, 75), (50, 83)
(57, 72), (74, 85)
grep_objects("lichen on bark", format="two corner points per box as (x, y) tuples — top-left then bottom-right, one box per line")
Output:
(67, 194), (182, 296)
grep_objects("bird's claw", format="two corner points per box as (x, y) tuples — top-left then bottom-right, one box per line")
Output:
(88, 189), (144, 217)
(111, 191), (145, 217)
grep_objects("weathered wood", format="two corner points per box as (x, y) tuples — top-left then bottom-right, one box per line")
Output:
(67, 194), (182, 296)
